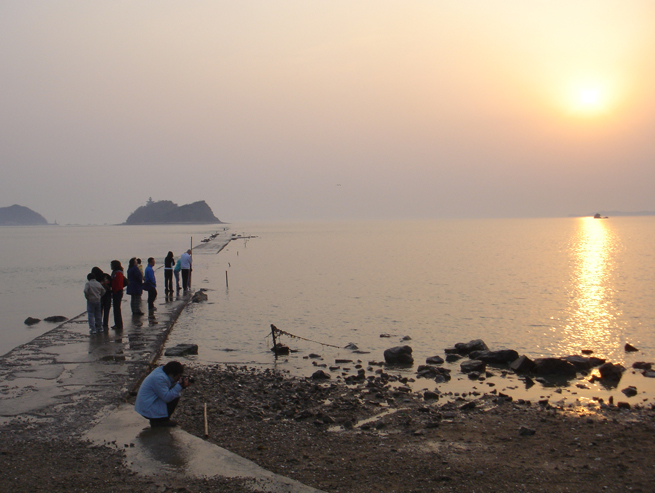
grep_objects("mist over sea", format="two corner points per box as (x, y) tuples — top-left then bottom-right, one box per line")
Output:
(2, 218), (655, 400)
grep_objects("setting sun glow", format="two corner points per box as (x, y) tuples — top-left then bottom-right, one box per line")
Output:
(566, 83), (613, 117)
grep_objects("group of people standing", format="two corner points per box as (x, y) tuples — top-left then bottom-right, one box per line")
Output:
(83, 249), (193, 334)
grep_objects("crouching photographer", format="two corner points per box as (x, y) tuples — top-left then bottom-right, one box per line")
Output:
(134, 361), (192, 427)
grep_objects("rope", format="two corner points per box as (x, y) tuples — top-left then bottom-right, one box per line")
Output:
(270, 324), (343, 349)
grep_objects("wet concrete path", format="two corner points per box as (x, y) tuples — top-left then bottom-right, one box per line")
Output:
(0, 233), (324, 493)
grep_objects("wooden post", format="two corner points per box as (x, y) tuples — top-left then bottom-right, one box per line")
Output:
(203, 403), (208, 437)
(225, 270), (229, 288)
(270, 324), (278, 358)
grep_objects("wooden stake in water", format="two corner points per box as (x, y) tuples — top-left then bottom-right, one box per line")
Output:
(270, 324), (278, 359)
(204, 403), (208, 437)
(225, 270), (229, 288)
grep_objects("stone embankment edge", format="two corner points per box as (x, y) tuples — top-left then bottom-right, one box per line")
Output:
(125, 291), (196, 398)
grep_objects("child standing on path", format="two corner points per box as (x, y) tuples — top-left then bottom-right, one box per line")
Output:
(84, 273), (105, 334)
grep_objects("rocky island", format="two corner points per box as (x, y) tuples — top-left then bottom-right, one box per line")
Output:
(124, 198), (223, 225)
(0, 204), (48, 226)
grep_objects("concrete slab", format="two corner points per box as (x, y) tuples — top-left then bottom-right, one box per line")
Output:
(86, 404), (325, 493)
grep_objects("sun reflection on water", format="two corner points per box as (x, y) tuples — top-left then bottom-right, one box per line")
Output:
(560, 217), (619, 357)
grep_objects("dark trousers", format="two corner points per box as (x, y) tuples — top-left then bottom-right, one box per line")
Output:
(181, 269), (190, 290)
(164, 270), (173, 292)
(112, 291), (123, 329)
(147, 287), (157, 308)
(130, 294), (142, 314)
(101, 294), (111, 328)
(148, 398), (179, 426)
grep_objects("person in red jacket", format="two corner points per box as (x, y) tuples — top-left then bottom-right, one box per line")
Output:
(110, 260), (125, 330)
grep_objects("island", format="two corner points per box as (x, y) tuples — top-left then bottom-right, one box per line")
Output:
(0, 205), (48, 226)
(124, 198), (223, 225)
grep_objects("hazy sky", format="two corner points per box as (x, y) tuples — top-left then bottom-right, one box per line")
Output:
(2, 1), (655, 224)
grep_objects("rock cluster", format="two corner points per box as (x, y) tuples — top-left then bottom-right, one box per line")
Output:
(374, 338), (652, 391)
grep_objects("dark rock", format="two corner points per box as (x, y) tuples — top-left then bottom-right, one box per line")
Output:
(509, 355), (535, 373)
(345, 343), (359, 350)
(633, 362), (652, 370)
(588, 357), (606, 367)
(444, 347), (460, 354)
(434, 374), (450, 383)
(598, 362), (625, 381)
(191, 290), (208, 303)
(519, 426), (536, 436)
(335, 359), (353, 364)
(459, 401), (476, 410)
(445, 354), (463, 363)
(308, 353), (322, 359)
(470, 349), (519, 364)
(379, 334), (392, 338)
(311, 370), (331, 380)
(24, 317), (40, 326)
(164, 344), (199, 357)
(416, 365), (437, 378)
(383, 346), (414, 365)
(44, 316), (67, 323)
(563, 355), (593, 371)
(621, 386), (638, 398)
(454, 339), (489, 355)
(401, 335), (412, 341)
(426, 355), (444, 365)
(423, 391), (439, 400)
(617, 402), (631, 410)
(643, 370), (655, 378)
(624, 343), (639, 352)
(467, 371), (480, 380)
(581, 349), (594, 355)
(532, 358), (577, 377)
(271, 343), (290, 355)
(460, 360), (486, 373)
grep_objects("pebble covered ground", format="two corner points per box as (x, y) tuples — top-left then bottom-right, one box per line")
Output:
(3, 362), (655, 493)
(174, 364), (655, 493)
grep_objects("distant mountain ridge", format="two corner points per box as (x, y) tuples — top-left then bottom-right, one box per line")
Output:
(0, 205), (48, 225)
(124, 199), (223, 225)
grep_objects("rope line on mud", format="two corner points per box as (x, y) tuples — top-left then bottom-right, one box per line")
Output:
(270, 324), (343, 349)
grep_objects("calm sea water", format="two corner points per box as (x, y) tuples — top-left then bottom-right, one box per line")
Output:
(0, 224), (224, 355)
(168, 219), (655, 375)
(3, 218), (655, 400)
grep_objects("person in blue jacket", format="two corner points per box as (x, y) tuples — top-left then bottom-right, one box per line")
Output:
(134, 361), (190, 427)
(144, 257), (157, 311)
(126, 257), (144, 316)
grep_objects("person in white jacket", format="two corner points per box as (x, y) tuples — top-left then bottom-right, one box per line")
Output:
(179, 249), (192, 291)
(83, 273), (106, 334)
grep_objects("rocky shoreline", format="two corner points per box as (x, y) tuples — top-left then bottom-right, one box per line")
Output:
(170, 363), (654, 492)
(3, 355), (655, 492)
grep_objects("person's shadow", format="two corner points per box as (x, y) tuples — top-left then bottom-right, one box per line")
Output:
(135, 427), (188, 472)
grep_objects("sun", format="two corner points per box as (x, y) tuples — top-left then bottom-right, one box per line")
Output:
(578, 88), (601, 108)
(566, 83), (611, 117)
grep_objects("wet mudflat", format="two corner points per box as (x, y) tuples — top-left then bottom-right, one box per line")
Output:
(2, 359), (654, 492)
(173, 364), (655, 493)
